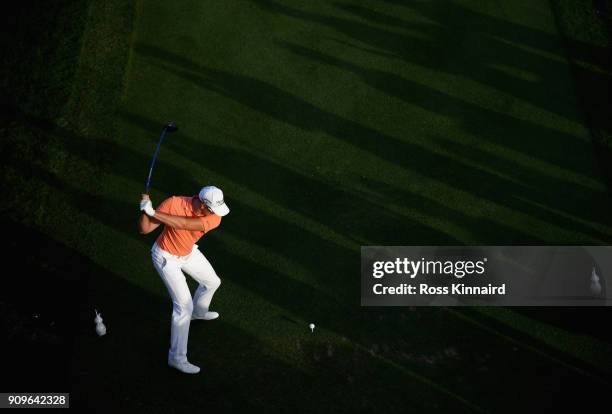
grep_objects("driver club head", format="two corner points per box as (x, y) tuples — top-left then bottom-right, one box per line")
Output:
(165, 121), (178, 132)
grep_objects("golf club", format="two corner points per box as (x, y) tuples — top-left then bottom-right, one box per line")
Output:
(145, 121), (178, 194)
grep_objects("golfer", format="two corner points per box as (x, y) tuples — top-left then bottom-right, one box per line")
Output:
(138, 185), (229, 374)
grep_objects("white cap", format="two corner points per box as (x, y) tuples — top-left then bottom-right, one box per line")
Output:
(199, 185), (230, 216)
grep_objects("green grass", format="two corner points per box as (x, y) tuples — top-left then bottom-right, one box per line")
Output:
(3, 0), (612, 412)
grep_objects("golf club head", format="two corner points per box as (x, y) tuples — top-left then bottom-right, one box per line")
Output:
(165, 121), (178, 132)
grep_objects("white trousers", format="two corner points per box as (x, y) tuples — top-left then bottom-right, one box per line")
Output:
(151, 242), (221, 363)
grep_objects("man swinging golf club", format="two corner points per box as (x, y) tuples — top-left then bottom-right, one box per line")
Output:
(138, 185), (229, 374)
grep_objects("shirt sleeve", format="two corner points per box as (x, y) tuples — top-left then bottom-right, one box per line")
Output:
(200, 215), (221, 233)
(156, 197), (174, 214)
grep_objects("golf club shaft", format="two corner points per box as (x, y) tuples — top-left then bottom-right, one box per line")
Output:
(145, 127), (169, 194)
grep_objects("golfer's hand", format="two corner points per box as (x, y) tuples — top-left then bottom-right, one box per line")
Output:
(140, 199), (156, 217)
(140, 194), (152, 211)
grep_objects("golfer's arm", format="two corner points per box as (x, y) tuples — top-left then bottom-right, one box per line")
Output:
(138, 213), (162, 234)
(153, 211), (205, 231)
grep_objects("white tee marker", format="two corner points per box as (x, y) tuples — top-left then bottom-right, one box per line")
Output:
(94, 309), (107, 337)
(309, 323), (315, 333)
(591, 267), (602, 296)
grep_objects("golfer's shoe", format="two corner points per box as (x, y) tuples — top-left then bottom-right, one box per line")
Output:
(191, 311), (219, 321)
(168, 358), (200, 374)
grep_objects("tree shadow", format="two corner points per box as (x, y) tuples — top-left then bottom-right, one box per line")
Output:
(250, 0), (610, 125)
(277, 42), (612, 234)
(133, 43), (612, 243)
(274, 0), (612, 197)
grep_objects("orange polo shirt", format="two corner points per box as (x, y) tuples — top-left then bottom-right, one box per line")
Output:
(155, 196), (222, 256)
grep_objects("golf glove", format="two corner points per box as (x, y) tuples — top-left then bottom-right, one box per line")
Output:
(140, 200), (156, 217)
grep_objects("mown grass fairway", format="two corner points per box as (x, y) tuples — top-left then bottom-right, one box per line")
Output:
(3, 0), (612, 412)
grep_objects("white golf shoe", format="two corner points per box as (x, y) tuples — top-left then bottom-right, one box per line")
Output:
(168, 358), (200, 374)
(191, 311), (219, 321)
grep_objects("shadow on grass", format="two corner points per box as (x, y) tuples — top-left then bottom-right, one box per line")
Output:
(133, 43), (612, 243)
(277, 41), (610, 217)
(251, 0), (609, 124)
(253, 0), (612, 199)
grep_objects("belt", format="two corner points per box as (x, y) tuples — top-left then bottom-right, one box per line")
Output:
(151, 242), (198, 261)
